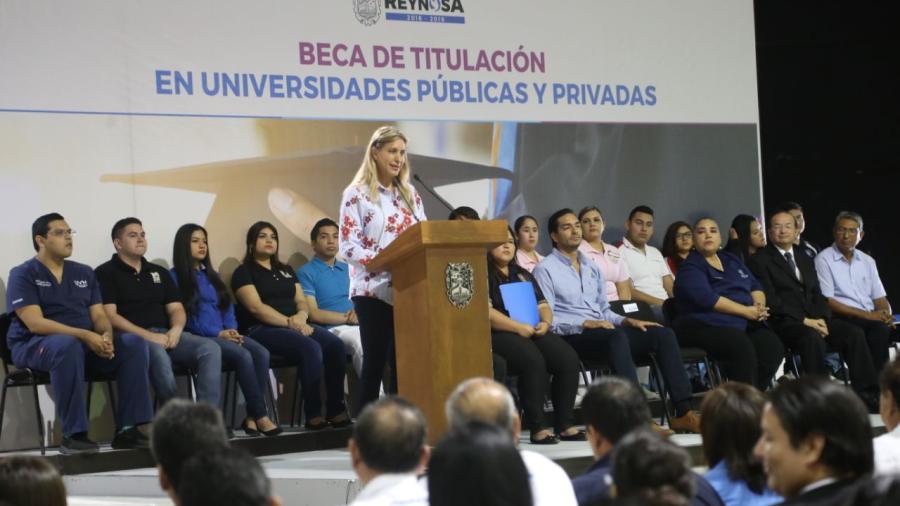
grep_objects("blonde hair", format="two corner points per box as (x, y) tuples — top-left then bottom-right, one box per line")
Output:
(350, 126), (413, 203)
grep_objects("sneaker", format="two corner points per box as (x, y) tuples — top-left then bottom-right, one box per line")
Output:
(650, 421), (675, 438)
(112, 426), (150, 450)
(60, 434), (100, 455)
(669, 410), (702, 434)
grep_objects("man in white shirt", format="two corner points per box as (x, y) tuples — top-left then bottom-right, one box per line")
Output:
(348, 397), (429, 506)
(875, 359), (900, 475)
(618, 205), (673, 323)
(445, 377), (579, 506)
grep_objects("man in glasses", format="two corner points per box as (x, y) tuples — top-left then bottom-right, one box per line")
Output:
(5, 213), (154, 454)
(815, 211), (896, 374)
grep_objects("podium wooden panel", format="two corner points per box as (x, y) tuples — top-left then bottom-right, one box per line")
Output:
(368, 220), (508, 442)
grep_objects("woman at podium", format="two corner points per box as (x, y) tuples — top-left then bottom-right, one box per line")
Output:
(488, 227), (583, 444)
(339, 126), (427, 410)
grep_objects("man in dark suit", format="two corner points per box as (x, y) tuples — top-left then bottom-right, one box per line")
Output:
(748, 210), (879, 410)
(753, 376), (873, 506)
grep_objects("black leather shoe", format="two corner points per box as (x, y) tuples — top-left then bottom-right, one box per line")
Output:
(261, 425), (283, 437)
(61, 433), (100, 455)
(529, 432), (559, 445)
(558, 429), (587, 442)
(112, 427), (149, 450)
(240, 419), (261, 437)
(305, 418), (328, 431)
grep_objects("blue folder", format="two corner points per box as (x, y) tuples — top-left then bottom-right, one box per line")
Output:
(500, 281), (540, 326)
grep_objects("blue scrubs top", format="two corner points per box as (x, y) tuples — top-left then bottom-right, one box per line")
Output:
(5, 258), (100, 347)
(673, 250), (763, 330)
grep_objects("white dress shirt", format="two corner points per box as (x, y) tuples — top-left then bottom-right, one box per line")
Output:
(874, 424), (900, 476)
(349, 473), (428, 506)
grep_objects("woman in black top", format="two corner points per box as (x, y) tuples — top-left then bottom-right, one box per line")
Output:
(724, 214), (766, 264)
(488, 227), (581, 444)
(231, 221), (349, 430)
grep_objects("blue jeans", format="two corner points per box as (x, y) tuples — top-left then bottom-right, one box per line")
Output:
(213, 336), (270, 419)
(248, 324), (346, 420)
(144, 329), (222, 406)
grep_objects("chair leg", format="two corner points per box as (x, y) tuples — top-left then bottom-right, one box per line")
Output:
(647, 355), (670, 425)
(0, 384), (8, 445)
(579, 362), (590, 388)
(222, 371), (232, 422)
(266, 374), (280, 426)
(838, 352), (850, 386)
(32, 383), (45, 455)
(290, 369), (300, 428)
(86, 381), (94, 419)
(107, 381), (118, 428)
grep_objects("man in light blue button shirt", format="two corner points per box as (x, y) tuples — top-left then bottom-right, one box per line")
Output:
(533, 209), (701, 434)
(815, 211), (896, 372)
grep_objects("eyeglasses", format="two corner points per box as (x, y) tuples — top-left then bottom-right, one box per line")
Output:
(676, 232), (693, 240)
(835, 227), (859, 236)
(48, 229), (76, 238)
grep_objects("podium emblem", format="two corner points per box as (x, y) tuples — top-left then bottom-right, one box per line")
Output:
(445, 262), (474, 308)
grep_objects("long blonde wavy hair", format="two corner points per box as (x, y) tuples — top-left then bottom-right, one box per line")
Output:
(350, 125), (413, 203)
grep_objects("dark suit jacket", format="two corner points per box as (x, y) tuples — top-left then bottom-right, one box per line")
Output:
(748, 244), (830, 324)
(778, 478), (865, 506)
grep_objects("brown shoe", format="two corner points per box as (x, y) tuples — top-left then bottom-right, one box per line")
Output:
(650, 421), (675, 437)
(669, 410), (701, 434)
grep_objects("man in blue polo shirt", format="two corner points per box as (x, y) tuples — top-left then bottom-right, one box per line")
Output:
(95, 217), (221, 407)
(533, 208), (701, 434)
(815, 211), (896, 373)
(5, 213), (154, 454)
(297, 218), (363, 377)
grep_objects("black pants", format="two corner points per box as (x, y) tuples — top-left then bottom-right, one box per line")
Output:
(772, 319), (878, 392)
(674, 320), (784, 390)
(492, 331), (580, 433)
(563, 326), (694, 414)
(353, 296), (397, 411)
(835, 316), (894, 374)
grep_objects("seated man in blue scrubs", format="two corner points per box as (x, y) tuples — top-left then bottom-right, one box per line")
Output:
(297, 218), (363, 378)
(95, 217), (221, 407)
(5, 213), (154, 454)
(533, 208), (701, 434)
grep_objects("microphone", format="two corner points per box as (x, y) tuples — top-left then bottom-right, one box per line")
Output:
(412, 173), (454, 212)
(394, 177), (421, 223)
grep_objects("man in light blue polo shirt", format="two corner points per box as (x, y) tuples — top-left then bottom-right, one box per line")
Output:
(298, 218), (363, 376)
(815, 211), (895, 372)
(533, 208), (701, 434)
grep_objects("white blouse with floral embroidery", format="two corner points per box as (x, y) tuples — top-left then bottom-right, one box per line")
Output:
(339, 182), (427, 305)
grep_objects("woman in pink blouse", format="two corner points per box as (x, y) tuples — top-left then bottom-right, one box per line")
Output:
(514, 215), (544, 272)
(338, 126), (427, 410)
(577, 206), (632, 301)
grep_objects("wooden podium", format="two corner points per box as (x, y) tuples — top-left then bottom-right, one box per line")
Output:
(368, 220), (508, 442)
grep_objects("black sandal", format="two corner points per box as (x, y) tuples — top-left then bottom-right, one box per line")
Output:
(558, 429), (586, 442)
(529, 432), (559, 445)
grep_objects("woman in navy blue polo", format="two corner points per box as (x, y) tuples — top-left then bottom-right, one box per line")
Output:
(672, 218), (784, 390)
(171, 223), (281, 436)
(231, 221), (349, 430)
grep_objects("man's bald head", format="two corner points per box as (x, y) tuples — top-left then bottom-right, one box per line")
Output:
(353, 396), (427, 473)
(445, 377), (518, 437)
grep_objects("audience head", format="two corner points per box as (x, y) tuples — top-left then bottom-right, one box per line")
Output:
(31, 212), (70, 257)
(310, 217), (340, 260)
(700, 382), (768, 493)
(880, 358), (900, 432)
(625, 205), (655, 247)
(111, 217), (146, 257)
(692, 217), (722, 258)
(726, 214), (765, 258)
(151, 399), (230, 497)
(0, 455), (67, 506)
(488, 227), (517, 271)
(578, 206), (605, 243)
(547, 208), (581, 251)
(178, 447), (280, 506)
(581, 377), (651, 459)
(832, 211), (864, 255)
(448, 206), (480, 221)
(661, 221), (693, 262)
(428, 422), (533, 506)
(354, 125), (410, 189)
(172, 223), (230, 317)
(349, 396), (429, 485)
(445, 377), (519, 442)
(767, 211), (798, 251)
(753, 376), (873, 498)
(243, 221), (286, 268)
(777, 201), (807, 236)
(514, 215), (540, 253)
(610, 429), (695, 506)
